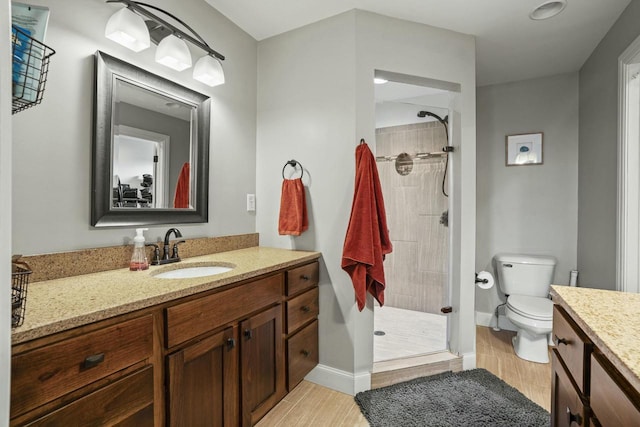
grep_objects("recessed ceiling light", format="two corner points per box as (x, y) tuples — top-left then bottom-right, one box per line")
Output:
(529, 0), (567, 20)
(374, 77), (388, 85)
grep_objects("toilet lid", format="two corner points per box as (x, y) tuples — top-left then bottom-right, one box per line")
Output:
(507, 295), (553, 320)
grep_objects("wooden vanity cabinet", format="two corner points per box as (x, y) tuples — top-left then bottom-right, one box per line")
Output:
(10, 314), (157, 426)
(284, 262), (319, 391)
(551, 304), (640, 427)
(11, 259), (320, 427)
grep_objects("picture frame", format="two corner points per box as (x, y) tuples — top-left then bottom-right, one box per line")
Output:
(505, 132), (543, 166)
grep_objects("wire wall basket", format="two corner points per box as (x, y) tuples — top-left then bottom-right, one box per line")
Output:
(11, 25), (56, 114)
(12, 264), (32, 328)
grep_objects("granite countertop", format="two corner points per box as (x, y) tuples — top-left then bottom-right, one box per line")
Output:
(12, 247), (320, 345)
(550, 285), (640, 392)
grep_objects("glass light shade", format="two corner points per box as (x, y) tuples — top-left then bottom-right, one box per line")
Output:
(105, 7), (150, 52)
(155, 35), (192, 71)
(193, 55), (225, 87)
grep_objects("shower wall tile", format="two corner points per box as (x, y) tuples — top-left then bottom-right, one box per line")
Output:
(417, 215), (449, 274)
(417, 162), (448, 215)
(376, 122), (449, 315)
(387, 187), (419, 242)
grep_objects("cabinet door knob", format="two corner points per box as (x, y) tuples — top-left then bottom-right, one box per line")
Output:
(83, 353), (105, 369)
(244, 329), (253, 340)
(301, 349), (310, 357)
(555, 335), (570, 346)
(566, 407), (582, 425)
(227, 338), (236, 349)
(301, 275), (310, 281)
(301, 305), (311, 313)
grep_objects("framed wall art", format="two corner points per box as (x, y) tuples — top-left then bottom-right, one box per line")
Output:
(506, 132), (543, 166)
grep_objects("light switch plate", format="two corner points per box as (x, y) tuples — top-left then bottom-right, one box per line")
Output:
(247, 194), (256, 211)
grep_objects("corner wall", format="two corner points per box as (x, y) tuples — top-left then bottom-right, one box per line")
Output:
(256, 10), (476, 393)
(11, 0), (258, 255)
(476, 73), (579, 318)
(578, 0), (640, 289)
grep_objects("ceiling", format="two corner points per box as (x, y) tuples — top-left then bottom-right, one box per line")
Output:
(204, 0), (631, 86)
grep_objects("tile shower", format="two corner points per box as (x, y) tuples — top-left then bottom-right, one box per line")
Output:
(375, 121), (449, 361)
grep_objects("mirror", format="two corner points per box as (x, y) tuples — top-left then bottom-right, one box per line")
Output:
(92, 51), (210, 227)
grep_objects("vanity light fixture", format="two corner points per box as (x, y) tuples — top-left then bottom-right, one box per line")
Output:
(104, 0), (225, 86)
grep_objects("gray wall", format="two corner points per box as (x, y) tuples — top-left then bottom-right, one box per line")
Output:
(578, 0), (640, 290)
(476, 73), (579, 315)
(256, 10), (476, 391)
(11, 0), (257, 254)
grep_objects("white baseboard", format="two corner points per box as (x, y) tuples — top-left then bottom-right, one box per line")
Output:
(462, 352), (476, 370)
(475, 311), (517, 332)
(304, 364), (371, 396)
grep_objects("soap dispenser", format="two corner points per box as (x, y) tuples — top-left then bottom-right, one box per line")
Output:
(130, 228), (149, 271)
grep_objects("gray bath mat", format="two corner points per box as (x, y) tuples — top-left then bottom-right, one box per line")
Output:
(355, 369), (549, 427)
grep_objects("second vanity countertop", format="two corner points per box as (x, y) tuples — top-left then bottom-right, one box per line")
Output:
(550, 285), (640, 392)
(12, 246), (320, 345)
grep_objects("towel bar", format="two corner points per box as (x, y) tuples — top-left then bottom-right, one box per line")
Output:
(282, 160), (304, 179)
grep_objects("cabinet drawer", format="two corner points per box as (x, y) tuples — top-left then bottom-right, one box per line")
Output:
(287, 320), (318, 391)
(553, 305), (592, 395)
(23, 366), (154, 427)
(551, 349), (588, 427)
(286, 262), (319, 296)
(11, 315), (153, 418)
(590, 353), (640, 427)
(166, 273), (283, 348)
(286, 287), (319, 334)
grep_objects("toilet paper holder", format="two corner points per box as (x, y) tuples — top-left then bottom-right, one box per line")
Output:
(475, 273), (488, 284)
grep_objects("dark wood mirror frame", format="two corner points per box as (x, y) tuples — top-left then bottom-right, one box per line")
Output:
(92, 51), (210, 227)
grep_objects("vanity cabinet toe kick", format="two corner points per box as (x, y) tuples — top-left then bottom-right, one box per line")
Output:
(10, 259), (320, 427)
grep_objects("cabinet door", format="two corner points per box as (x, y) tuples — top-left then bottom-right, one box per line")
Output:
(240, 305), (285, 427)
(551, 350), (587, 427)
(167, 326), (239, 427)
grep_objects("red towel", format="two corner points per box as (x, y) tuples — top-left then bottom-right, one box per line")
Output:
(278, 178), (308, 236)
(341, 142), (392, 311)
(173, 162), (190, 208)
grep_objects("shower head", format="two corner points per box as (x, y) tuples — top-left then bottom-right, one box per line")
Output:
(417, 110), (448, 124)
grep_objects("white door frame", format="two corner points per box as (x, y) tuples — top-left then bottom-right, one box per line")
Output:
(616, 34), (640, 293)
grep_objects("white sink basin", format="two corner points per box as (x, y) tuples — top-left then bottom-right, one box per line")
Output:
(152, 265), (234, 279)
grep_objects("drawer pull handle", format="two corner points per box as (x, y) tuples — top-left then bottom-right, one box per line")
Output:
(227, 338), (236, 349)
(301, 349), (310, 357)
(555, 335), (570, 346)
(83, 353), (105, 369)
(244, 329), (253, 340)
(301, 305), (311, 313)
(301, 275), (310, 281)
(566, 407), (582, 425)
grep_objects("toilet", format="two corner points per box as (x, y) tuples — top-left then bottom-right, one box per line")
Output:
(494, 253), (557, 363)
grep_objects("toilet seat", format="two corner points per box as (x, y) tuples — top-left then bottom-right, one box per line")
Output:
(507, 295), (553, 320)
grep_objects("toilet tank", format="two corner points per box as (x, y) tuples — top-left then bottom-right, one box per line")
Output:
(494, 253), (557, 297)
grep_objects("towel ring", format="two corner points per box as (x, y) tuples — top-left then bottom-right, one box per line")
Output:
(282, 159), (304, 179)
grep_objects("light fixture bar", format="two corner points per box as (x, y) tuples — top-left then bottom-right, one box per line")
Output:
(106, 0), (225, 61)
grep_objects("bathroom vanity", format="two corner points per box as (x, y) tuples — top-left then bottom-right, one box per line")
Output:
(550, 286), (640, 427)
(10, 246), (320, 426)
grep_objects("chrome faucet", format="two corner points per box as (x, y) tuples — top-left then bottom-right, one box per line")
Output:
(150, 228), (185, 265)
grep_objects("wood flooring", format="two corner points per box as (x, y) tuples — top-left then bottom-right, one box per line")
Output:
(256, 326), (551, 426)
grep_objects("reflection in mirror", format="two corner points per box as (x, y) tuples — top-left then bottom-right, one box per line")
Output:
(92, 51), (210, 227)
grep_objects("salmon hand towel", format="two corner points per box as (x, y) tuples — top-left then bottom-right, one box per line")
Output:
(341, 141), (392, 311)
(173, 162), (190, 208)
(278, 178), (308, 235)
